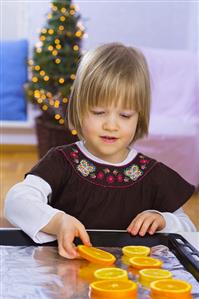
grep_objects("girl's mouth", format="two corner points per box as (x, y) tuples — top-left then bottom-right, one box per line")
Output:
(100, 136), (118, 143)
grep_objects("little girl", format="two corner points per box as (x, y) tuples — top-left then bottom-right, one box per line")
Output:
(5, 43), (196, 259)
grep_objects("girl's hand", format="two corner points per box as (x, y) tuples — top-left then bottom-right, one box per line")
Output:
(42, 212), (91, 259)
(127, 211), (166, 236)
(56, 213), (92, 259)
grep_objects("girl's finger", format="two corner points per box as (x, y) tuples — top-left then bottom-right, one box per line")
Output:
(127, 215), (142, 232)
(77, 224), (92, 246)
(127, 212), (150, 231)
(61, 232), (78, 258)
(57, 235), (73, 259)
(128, 214), (147, 235)
(148, 220), (159, 235)
(138, 216), (155, 236)
(127, 213), (148, 235)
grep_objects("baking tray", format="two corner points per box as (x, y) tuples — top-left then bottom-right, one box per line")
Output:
(1, 229), (199, 281)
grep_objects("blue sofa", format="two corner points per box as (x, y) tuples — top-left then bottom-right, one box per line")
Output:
(0, 39), (28, 121)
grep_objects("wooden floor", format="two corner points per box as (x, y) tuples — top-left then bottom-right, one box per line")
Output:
(1, 146), (199, 230)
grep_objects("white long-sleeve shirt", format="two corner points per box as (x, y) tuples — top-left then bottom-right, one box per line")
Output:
(4, 142), (196, 243)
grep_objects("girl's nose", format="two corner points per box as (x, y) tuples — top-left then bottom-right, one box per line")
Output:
(102, 116), (119, 131)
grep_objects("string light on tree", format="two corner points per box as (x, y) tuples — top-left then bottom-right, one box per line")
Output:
(58, 25), (64, 31)
(40, 70), (45, 76)
(59, 78), (65, 84)
(60, 16), (66, 22)
(59, 119), (65, 125)
(75, 30), (82, 37)
(55, 114), (61, 120)
(37, 98), (43, 104)
(48, 45), (54, 51)
(34, 90), (40, 98)
(52, 4), (58, 11)
(70, 74), (76, 80)
(42, 104), (48, 110)
(55, 58), (61, 64)
(48, 29), (54, 35)
(41, 94), (46, 99)
(49, 99), (54, 106)
(46, 91), (52, 97)
(61, 7), (67, 13)
(54, 100), (60, 108)
(71, 129), (77, 135)
(36, 48), (42, 53)
(44, 76), (49, 81)
(40, 35), (46, 41)
(35, 65), (40, 71)
(32, 77), (38, 83)
(52, 50), (58, 56)
(41, 28), (47, 34)
(63, 97), (68, 103)
(70, 10), (75, 15)
(73, 45), (79, 51)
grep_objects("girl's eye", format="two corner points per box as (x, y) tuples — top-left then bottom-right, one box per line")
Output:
(91, 111), (105, 115)
(120, 114), (132, 119)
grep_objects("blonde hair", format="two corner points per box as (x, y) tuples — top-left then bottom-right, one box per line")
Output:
(67, 42), (151, 142)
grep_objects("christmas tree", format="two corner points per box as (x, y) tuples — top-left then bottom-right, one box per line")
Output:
(26, 0), (85, 134)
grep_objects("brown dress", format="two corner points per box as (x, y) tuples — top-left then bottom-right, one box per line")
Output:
(26, 143), (195, 229)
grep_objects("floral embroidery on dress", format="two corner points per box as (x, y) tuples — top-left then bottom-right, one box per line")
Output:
(97, 171), (105, 180)
(67, 146), (154, 186)
(124, 164), (143, 181)
(107, 175), (115, 184)
(77, 159), (96, 177)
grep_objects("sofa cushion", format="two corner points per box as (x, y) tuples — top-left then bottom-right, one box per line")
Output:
(0, 39), (28, 121)
(142, 48), (199, 120)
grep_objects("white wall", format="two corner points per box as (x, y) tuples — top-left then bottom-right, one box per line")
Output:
(2, 0), (198, 52)
(79, 1), (198, 52)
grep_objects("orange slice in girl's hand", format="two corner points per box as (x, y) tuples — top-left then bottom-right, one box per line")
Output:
(150, 279), (192, 299)
(122, 246), (150, 257)
(77, 245), (116, 265)
(90, 279), (137, 298)
(94, 267), (128, 281)
(129, 256), (163, 269)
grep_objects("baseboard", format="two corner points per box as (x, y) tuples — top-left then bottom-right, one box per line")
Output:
(1, 144), (38, 153)
(1, 104), (40, 145)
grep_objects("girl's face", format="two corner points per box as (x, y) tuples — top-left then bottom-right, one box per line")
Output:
(81, 102), (138, 163)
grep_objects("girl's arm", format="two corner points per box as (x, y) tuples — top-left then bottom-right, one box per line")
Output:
(4, 174), (91, 256)
(4, 174), (62, 243)
(158, 207), (196, 233)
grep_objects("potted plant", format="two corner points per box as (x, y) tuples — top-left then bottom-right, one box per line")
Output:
(26, 0), (85, 157)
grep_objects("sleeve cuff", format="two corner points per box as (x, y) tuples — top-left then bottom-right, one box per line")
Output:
(27, 209), (65, 243)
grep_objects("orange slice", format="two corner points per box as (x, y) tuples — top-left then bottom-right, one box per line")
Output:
(94, 267), (128, 281)
(90, 279), (137, 298)
(77, 245), (116, 265)
(150, 279), (192, 299)
(139, 269), (172, 288)
(121, 255), (132, 266)
(129, 256), (163, 269)
(79, 263), (113, 283)
(122, 246), (150, 257)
